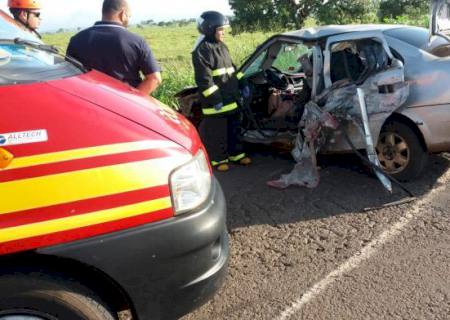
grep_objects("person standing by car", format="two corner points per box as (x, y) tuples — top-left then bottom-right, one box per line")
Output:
(66, 0), (161, 96)
(8, 0), (42, 38)
(192, 11), (251, 172)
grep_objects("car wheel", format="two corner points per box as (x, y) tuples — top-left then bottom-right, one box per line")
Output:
(376, 121), (428, 181)
(0, 272), (116, 320)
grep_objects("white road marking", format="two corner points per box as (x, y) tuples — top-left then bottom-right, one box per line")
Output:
(277, 169), (450, 320)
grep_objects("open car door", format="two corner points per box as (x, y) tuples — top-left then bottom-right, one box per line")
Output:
(321, 31), (408, 150)
(431, 0), (450, 41)
(320, 31), (408, 190)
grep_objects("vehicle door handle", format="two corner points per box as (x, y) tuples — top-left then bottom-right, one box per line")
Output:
(0, 148), (13, 169)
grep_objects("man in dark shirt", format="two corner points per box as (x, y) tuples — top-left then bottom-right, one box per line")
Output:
(67, 0), (161, 96)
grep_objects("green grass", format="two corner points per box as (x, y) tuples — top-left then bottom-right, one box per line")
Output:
(42, 24), (272, 107)
(383, 14), (429, 28)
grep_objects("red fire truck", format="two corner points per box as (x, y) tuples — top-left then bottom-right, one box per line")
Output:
(0, 11), (228, 320)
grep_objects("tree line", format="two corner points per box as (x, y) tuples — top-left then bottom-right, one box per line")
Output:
(229, 0), (430, 33)
(139, 18), (196, 28)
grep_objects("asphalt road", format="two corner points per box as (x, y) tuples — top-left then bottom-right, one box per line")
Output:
(182, 151), (450, 320)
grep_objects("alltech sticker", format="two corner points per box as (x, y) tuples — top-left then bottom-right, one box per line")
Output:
(0, 130), (48, 146)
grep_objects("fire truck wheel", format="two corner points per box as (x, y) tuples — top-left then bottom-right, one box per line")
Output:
(0, 272), (117, 320)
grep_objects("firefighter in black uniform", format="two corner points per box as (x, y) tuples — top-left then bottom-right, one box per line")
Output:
(192, 11), (251, 172)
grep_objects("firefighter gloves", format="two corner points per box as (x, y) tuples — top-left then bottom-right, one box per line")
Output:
(241, 86), (251, 98)
(214, 102), (224, 111)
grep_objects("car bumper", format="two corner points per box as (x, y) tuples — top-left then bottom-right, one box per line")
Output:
(39, 178), (229, 320)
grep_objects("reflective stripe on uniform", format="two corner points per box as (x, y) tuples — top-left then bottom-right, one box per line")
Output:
(237, 72), (245, 80)
(229, 153), (246, 162)
(212, 67), (235, 77)
(202, 102), (238, 115)
(202, 85), (219, 97)
(211, 159), (229, 166)
(212, 68), (226, 77)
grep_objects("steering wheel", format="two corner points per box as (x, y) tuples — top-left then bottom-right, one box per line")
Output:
(264, 66), (289, 90)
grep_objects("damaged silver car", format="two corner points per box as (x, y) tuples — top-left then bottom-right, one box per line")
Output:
(177, 0), (450, 189)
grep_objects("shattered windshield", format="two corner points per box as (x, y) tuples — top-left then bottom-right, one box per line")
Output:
(272, 43), (312, 74)
(0, 42), (82, 85)
(245, 49), (268, 77)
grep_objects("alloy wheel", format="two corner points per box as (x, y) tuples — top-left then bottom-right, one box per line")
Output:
(376, 132), (410, 174)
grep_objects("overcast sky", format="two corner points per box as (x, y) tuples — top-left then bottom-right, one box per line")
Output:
(0, 0), (233, 32)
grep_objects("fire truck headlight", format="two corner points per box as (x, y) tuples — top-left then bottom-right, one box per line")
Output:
(170, 149), (212, 215)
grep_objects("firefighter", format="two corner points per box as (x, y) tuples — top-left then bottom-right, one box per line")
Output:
(192, 11), (251, 172)
(8, 0), (42, 38)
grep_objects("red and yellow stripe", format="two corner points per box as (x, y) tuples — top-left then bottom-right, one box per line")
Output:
(5, 140), (178, 170)
(0, 140), (192, 255)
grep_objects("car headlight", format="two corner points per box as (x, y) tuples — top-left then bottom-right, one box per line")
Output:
(170, 149), (212, 215)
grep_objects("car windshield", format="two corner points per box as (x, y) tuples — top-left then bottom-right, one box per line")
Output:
(272, 42), (312, 74)
(0, 41), (83, 85)
(245, 49), (268, 77)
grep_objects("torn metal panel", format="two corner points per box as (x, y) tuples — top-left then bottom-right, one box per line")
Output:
(267, 101), (337, 189)
(431, 0), (450, 42)
(268, 62), (409, 189)
(311, 45), (323, 98)
(267, 136), (320, 189)
(356, 87), (392, 193)
(267, 157), (320, 189)
(322, 64), (410, 153)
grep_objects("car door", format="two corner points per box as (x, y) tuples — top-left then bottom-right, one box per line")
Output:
(321, 31), (409, 152)
(431, 0), (450, 41)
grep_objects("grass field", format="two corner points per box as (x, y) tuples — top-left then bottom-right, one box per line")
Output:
(42, 24), (273, 107)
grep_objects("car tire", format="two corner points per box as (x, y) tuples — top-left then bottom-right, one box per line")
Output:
(376, 121), (428, 182)
(0, 272), (116, 320)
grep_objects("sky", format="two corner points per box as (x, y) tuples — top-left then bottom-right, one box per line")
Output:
(0, 0), (233, 32)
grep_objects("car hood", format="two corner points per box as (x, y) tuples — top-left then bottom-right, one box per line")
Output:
(47, 70), (201, 154)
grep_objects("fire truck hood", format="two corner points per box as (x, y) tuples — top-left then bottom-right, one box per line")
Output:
(47, 71), (201, 154)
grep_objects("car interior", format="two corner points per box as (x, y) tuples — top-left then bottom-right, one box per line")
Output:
(240, 38), (391, 146)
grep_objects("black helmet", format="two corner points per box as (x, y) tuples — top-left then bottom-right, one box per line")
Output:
(197, 11), (229, 36)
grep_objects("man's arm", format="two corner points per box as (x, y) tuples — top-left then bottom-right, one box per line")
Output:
(138, 38), (161, 96)
(137, 71), (162, 96)
(66, 37), (77, 60)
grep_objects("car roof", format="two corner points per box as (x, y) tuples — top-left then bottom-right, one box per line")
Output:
(282, 24), (410, 40)
(0, 10), (40, 42)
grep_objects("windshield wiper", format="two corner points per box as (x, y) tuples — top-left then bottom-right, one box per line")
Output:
(13, 37), (88, 73)
(14, 37), (58, 54)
